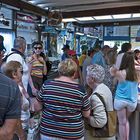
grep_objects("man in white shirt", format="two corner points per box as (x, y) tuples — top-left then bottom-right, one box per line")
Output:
(6, 36), (37, 93)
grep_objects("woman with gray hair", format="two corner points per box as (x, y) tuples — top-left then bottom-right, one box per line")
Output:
(85, 64), (115, 140)
(35, 59), (90, 140)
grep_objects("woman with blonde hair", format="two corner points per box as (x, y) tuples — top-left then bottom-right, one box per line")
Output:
(35, 59), (90, 140)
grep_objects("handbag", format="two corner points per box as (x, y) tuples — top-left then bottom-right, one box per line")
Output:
(85, 92), (117, 137)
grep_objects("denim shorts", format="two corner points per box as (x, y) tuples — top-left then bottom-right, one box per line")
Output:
(40, 134), (84, 140)
(114, 99), (137, 112)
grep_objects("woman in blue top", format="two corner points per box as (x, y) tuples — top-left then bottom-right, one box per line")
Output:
(110, 52), (138, 140)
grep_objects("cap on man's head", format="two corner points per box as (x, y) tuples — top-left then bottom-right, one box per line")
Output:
(62, 44), (70, 50)
(0, 35), (6, 52)
(68, 50), (76, 56)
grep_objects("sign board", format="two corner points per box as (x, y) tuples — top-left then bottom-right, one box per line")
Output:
(0, 7), (13, 29)
(17, 22), (36, 32)
(104, 26), (129, 37)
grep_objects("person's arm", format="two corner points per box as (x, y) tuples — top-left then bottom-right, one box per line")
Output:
(38, 57), (47, 75)
(28, 75), (38, 96)
(110, 66), (118, 76)
(82, 110), (90, 118)
(15, 120), (26, 140)
(0, 119), (18, 140)
(34, 98), (43, 112)
(0, 83), (21, 140)
(110, 66), (126, 81)
(89, 95), (107, 128)
(81, 92), (90, 118)
(43, 61), (47, 75)
(27, 56), (38, 95)
(34, 85), (45, 112)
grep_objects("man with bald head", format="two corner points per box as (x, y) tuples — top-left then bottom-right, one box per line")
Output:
(6, 36), (37, 93)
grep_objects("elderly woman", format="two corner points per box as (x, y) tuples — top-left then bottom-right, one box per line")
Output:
(36, 59), (90, 140)
(3, 61), (30, 140)
(85, 64), (115, 140)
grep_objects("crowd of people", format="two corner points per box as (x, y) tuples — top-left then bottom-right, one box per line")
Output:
(0, 34), (139, 140)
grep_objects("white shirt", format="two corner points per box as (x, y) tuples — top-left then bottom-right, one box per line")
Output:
(115, 53), (124, 70)
(18, 85), (30, 129)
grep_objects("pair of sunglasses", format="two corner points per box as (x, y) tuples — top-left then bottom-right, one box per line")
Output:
(34, 47), (42, 50)
(19, 69), (23, 75)
(0, 49), (6, 55)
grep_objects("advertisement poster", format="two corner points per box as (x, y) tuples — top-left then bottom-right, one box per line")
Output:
(104, 26), (129, 37)
(131, 26), (140, 42)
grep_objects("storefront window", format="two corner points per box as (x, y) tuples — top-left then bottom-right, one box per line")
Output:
(0, 31), (14, 54)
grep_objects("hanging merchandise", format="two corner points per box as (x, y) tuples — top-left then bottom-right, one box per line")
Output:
(65, 23), (75, 50)
(57, 35), (64, 55)
(47, 11), (62, 26)
(49, 34), (57, 57)
(16, 13), (40, 23)
(80, 35), (88, 52)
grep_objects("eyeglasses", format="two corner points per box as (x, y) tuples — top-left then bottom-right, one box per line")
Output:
(20, 70), (23, 75)
(0, 49), (6, 54)
(34, 47), (42, 50)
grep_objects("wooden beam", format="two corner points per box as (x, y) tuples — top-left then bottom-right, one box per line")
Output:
(1, 0), (48, 16)
(62, 6), (140, 18)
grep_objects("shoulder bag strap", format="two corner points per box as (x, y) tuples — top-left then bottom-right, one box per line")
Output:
(94, 92), (107, 112)
(3, 52), (16, 62)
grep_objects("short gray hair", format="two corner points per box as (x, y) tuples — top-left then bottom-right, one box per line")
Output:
(86, 64), (105, 83)
(14, 36), (26, 49)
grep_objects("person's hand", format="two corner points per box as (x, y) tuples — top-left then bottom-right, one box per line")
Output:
(32, 88), (38, 96)
(22, 103), (29, 111)
(38, 57), (45, 64)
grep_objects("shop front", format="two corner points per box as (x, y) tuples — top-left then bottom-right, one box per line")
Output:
(16, 13), (39, 56)
(0, 7), (14, 54)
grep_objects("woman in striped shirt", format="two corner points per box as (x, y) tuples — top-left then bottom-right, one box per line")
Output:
(28, 42), (47, 90)
(36, 59), (90, 140)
